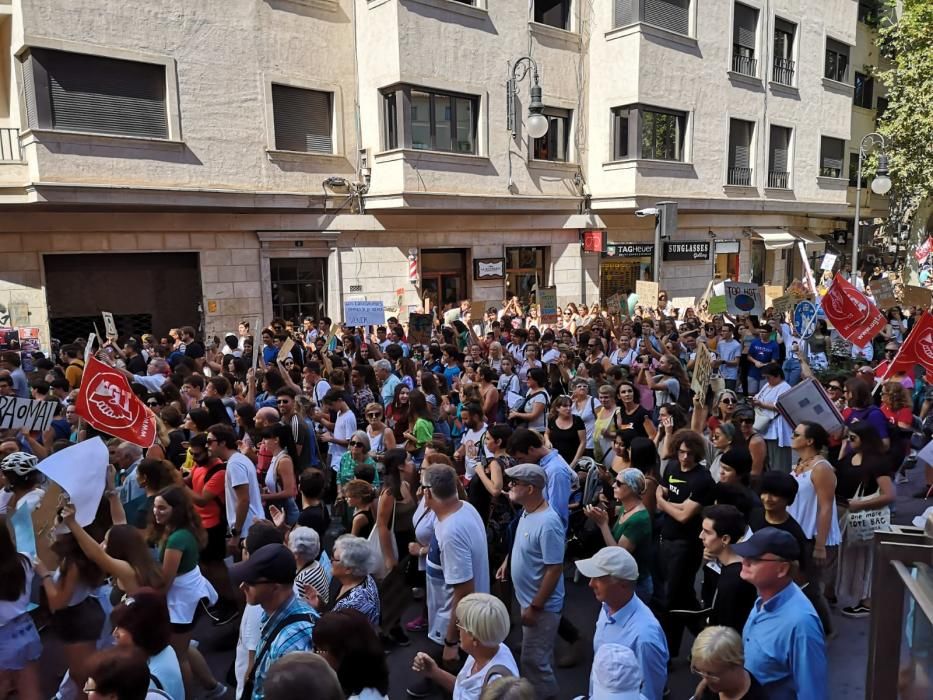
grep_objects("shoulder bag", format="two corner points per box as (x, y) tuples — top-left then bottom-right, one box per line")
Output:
(844, 483), (891, 541)
(367, 498), (398, 580)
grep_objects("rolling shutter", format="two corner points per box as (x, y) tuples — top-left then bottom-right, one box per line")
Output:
(769, 126), (789, 171)
(33, 49), (168, 138)
(733, 4), (757, 50)
(614, 0), (636, 26)
(821, 137), (844, 175)
(730, 120), (752, 168)
(643, 0), (689, 35)
(272, 84), (334, 154)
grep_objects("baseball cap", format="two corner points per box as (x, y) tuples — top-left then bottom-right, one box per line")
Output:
(590, 644), (643, 700)
(731, 527), (800, 561)
(858, 365), (875, 375)
(574, 546), (639, 581)
(230, 543), (296, 585)
(504, 464), (547, 491)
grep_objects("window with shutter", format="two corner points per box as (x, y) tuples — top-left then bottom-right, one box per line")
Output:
(23, 48), (168, 139)
(614, 0), (636, 27)
(772, 19), (796, 85)
(768, 125), (791, 188)
(732, 3), (758, 75)
(824, 38), (850, 83)
(272, 84), (334, 154)
(643, 0), (690, 35)
(820, 136), (845, 178)
(728, 119), (753, 185)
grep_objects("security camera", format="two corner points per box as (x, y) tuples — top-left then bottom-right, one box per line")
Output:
(635, 208), (659, 218)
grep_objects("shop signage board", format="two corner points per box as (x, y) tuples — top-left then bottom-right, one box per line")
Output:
(473, 258), (505, 280)
(605, 243), (655, 258)
(662, 241), (711, 261)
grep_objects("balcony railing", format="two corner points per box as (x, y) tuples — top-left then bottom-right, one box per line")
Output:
(732, 52), (758, 77)
(772, 57), (795, 86)
(728, 166), (753, 186)
(0, 128), (22, 162)
(768, 170), (790, 188)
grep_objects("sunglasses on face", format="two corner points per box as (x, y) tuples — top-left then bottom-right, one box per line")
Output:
(349, 440), (365, 448)
(366, 412), (381, 418)
(276, 400), (290, 405)
(738, 418), (754, 425)
(827, 385), (842, 391)
(721, 397), (736, 404)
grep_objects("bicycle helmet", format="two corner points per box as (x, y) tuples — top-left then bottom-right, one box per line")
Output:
(0, 451), (39, 476)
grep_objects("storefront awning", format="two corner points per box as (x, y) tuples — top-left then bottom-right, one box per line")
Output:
(751, 229), (798, 250)
(792, 230), (827, 248)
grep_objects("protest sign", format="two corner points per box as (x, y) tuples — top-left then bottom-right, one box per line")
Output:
(771, 295), (795, 315)
(723, 282), (764, 316)
(538, 287), (559, 324)
(869, 278), (897, 310)
(903, 285), (933, 309)
(691, 341), (712, 398)
(344, 300), (385, 326)
(36, 437), (108, 527)
(606, 293), (624, 316)
(76, 356), (157, 448)
(776, 379), (844, 433)
(764, 285), (783, 309)
(820, 253), (838, 271)
(276, 338), (295, 363)
(821, 273), (886, 347)
(635, 280), (660, 309)
(707, 296), (727, 314)
(0, 327), (19, 350)
(102, 311), (118, 339)
(408, 313), (434, 345)
(669, 296), (695, 311)
(0, 396), (57, 432)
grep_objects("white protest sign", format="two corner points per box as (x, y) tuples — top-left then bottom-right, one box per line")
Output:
(0, 396), (57, 432)
(35, 437), (108, 527)
(84, 333), (97, 366)
(344, 300), (386, 327)
(102, 311), (117, 339)
(723, 282), (764, 316)
(691, 341), (712, 398)
(820, 253), (838, 271)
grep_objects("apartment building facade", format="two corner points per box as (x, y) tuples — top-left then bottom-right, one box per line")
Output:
(0, 0), (860, 346)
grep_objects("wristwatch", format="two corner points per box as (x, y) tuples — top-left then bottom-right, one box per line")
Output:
(443, 638), (459, 647)
(229, 527), (240, 538)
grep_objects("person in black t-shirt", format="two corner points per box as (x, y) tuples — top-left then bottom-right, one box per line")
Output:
(698, 505), (757, 633)
(749, 471), (810, 575)
(296, 468), (331, 544)
(656, 429), (716, 656)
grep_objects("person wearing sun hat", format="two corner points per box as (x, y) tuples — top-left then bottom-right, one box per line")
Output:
(734, 527), (826, 700)
(584, 644), (649, 700)
(574, 547), (668, 700)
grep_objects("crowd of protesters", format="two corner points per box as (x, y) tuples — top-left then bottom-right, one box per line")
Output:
(0, 281), (931, 700)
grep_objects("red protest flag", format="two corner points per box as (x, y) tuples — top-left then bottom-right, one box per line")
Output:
(821, 273), (886, 347)
(75, 356), (157, 448)
(878, 311), (933, 382)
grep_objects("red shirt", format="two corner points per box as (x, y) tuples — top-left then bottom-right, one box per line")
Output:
(190, 458), (226, 529)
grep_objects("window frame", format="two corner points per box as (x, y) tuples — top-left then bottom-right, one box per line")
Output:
(767, 124), (793, 189)
(824, 37), (850, 84)
(531, 107), (573, 163)
(853, 72), (874, 109)
(533, 0), (572, 31)
(611, 103), (687, 163)
(613, 0), (692, 37)
(727, 118), (755, 186)
(505, 246), (550, 302)
(772, 18), (796, 86)
(731, 2), (759, 77)
(381, 84), (480, 156)
(270, 83), (335, 155)
(819, 135), (846, 179)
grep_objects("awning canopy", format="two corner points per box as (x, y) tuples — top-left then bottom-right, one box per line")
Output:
(792, 230), (827, 248)
(751, 229), (798, 250)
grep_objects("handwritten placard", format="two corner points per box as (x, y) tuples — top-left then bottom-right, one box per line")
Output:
(707, 296), (727, 314)
(869, 278), (897, 310)
(691, 341), (712, 398)
(902, 285), (932, 309)
(723, 282), (764, 316)
(635, 280), (660, 309)
(344, 300), (386, 326)
(669, 296), (695, 310)
(0, 396), (57, 432)
(407, 314), (434, 345)
(102, 311), (118, 339)
(538, 287), (559, 324)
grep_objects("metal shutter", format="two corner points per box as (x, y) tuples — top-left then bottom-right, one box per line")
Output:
(644, 0), (689, 34)
(21, 54), (38, 129)
(614, 0), (636, 26)
(37, 49), (168, 138)
(774, 18), (795, 37)
(730, 120), (751, 168)
(272, 84), (334, 154)
(821, 137), (844, 172)
(733, 4), (757, 50)
(826, 38), (849, 59)
(770, 126), (788, 170)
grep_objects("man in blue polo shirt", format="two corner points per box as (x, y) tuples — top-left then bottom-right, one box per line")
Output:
(735, 527), (827, 700)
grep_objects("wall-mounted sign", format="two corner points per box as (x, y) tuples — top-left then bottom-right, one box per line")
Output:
(582, 230), (607, 253)
(604, 243), (655, 258)
(662, 241), (711, 261)
(473, 258), (505, 280)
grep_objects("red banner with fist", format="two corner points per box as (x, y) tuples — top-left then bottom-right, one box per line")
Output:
(75, 356), (157, 448)
(821, 273), (886, 347)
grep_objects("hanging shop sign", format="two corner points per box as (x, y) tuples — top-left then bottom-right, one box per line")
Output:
(604, 243), (655, 258)
(662, 241), (711, 261)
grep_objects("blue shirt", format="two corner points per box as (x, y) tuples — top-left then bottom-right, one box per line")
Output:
(262, 345), (278, 366)
(593, 597), (669, 700)
(742, 582), (826, 700)
(510, 506), (565, 613)
(539, 449), (573, 531)
(748, 339), (780, 379)
(716, 338), (742, 380)
(380, 373), (401, 406)
(253, 594), (318, 700)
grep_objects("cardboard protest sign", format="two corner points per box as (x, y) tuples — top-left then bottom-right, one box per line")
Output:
(538, 287), (559, 324)
(75, 356), (157, 448)
(821, 274), (886, 347)
(771, 295), (795, 315)
(869, 278), (897, 310)
(820, 253), (838, 271)
(635, 280), (660, 309)
(763, 285), (783, 309)
(691, 341), (712, 398)
(102, 311), (118, 339)
(36, 437), (108, 527)
(723, 282), (764, 316)
(408, 314), (434, 345)
(344, 300), (386, 326)
(903, 285), (933, 309)
(0, 396), (57, 432)
(606, 293), (624, 316)
(669, 296), (695, 310)
(707, 296), (727, 314)
(276, 338), (295, 363)
(776, 378), (844, 433)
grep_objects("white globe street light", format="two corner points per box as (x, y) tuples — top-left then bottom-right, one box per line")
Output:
(871, 154), (892, 195)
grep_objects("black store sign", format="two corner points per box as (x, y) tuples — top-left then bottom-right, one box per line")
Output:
(605, 243), (655, 258)
(663, 241), (711, 261)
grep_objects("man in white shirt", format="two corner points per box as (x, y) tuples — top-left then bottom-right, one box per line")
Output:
(321, 389), (355, 472)
(454, 403), (492, 481)
(539, 332), (560, 364)
(208, 423), (264, 556)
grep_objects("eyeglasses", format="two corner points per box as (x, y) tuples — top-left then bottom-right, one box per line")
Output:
(744, 556), (789, 564)
(738, 418), (754, 425)
(147, 401), (159, 407)
(206, 437), (218, 444)
(349, 440), (365, 448)
(720, 397), (736, 404)
(690, 667), (722, 683)
(276, 400), (290, 405)
(827, 385), (842, 391)
(366, 412), (381, 418)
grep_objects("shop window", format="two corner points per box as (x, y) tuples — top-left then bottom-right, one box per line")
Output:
(506, 247), (548, 301)
(270, 258), (327, 323)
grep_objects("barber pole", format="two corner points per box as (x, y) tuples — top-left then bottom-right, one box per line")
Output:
(408, 251), (419, 285)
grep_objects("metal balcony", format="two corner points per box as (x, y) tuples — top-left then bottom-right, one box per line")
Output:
(772, 58), (795, 86)
(732, 53), (758, 77)
(728, 166), (753, 186)
(0, 128), (22, 162)
(768, 170), (790, 188)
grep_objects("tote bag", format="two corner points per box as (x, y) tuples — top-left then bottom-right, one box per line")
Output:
(844, 484), (891, 541)
(367, 499), (398, 580)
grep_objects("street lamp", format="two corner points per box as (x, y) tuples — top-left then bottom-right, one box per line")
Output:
(506, 56), (549, 139)
(852, 132), (891, 279)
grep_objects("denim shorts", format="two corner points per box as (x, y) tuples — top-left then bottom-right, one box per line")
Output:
(0, 613), (42, 670)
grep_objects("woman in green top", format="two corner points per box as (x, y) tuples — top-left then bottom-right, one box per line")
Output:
(338, 430), (380, 489)
(583, 468), (654, 603)
(403, 390), (435, 467)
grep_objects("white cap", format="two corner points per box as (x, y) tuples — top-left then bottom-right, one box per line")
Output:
(591, 644), (644, 700)
(574, 546), (639, 581)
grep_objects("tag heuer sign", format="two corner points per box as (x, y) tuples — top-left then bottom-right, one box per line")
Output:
(605, 243), (655, 258)
(663, 241), (711, 261)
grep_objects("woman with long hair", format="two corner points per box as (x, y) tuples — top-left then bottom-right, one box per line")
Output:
(835, 421), (895, 618)
(546, 395), (586, 468)
(387, 383), (411, 446)
(592, 384), (621, 466)
(751, 363), (794, 474)
(419, 371), (444, 421)
(654, 402), (688, 460)
(314, 608), (390, 699)
(0, 516), (41, 700)
(235, 403), (258, 446)
(132, 458), (182, 529)
(879, 381), (914, 481)
(202, 397), (232, 427)
(403, 390), (435, 464)
(615, 380), (657, 444)
(345, 479), (378, 538)
(260, 423), (300, 526)
(643, 353), (690, 410)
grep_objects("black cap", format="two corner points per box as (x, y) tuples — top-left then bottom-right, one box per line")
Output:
(230, 544), (295, 585)
(732, 527), (800, 561)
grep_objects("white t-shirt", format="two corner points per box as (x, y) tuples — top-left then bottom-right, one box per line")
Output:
(572, 396), (598, 450)
(453, 644), (520, 700)
(235, 603), (263, 700)
(540, 347), (560, 364)
(330, 409), (357, 470)
(224, 452), (264, 537)
(460, 424), (493, 480)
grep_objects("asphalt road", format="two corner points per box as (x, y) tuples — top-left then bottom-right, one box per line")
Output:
(39, 463), (931, 699)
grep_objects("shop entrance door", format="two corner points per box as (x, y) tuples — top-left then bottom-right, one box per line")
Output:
(420, 249), (467, 314)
